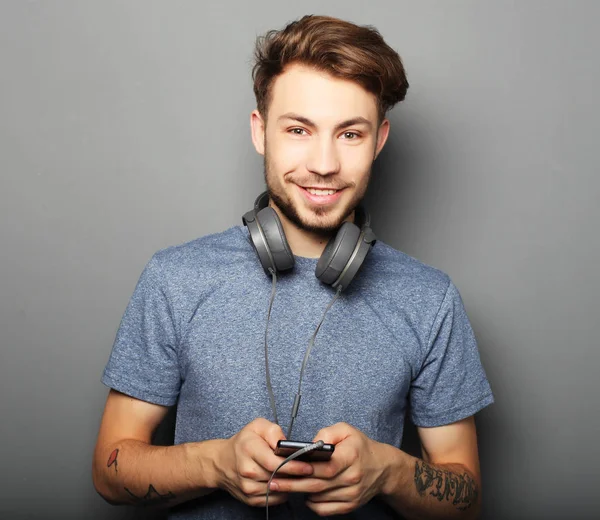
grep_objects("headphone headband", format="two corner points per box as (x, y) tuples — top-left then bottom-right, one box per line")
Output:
(243, 191), (375, 291)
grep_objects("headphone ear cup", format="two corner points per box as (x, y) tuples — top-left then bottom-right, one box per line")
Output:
(315, 222), (361, 286)
(256, 207), (295, 272)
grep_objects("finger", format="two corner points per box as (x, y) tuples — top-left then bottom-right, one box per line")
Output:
(244, 490), (290, 508)
(237, 475), (290, 501)
(307, 457), (345, 480)
(253, 447), (314, 478)
(306, 499), (356, 516)
(239, 423), (312, 478)
(309, 437), (361, 480)
(270, 477), (332, 495)
(263, 492), (289, 507)
(237, 459), (273, 483)
(307, 484), (358, 503)
(312, 422), (353, 445)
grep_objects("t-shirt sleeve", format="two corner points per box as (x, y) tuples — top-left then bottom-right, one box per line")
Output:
(410, 280), (494, 427)
(101, 253), (181, 406)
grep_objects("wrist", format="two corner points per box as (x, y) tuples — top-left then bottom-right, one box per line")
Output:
(186, 438), (228, 491)
(378, 443), (412, 498)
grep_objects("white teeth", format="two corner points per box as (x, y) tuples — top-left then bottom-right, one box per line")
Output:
(306, 188), (338, 196)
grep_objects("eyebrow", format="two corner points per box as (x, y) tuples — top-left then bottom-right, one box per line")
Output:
(278, 112), (373, 132)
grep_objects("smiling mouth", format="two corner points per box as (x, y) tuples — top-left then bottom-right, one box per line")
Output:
(296, 185), (345, 205)
(302, 187), (341, 196)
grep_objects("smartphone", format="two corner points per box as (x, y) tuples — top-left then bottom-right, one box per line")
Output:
(274, 440), (335, 462)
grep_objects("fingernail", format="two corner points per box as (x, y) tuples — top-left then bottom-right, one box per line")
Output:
(303, 465), (313, 475)
(269, 481), (279, 491)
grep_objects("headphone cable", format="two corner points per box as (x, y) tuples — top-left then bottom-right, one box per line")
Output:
(287, 284), (342, 439)
(264, 270), (343, 436)
(264, 267), (279, 426)
(263, 270), (342, 519)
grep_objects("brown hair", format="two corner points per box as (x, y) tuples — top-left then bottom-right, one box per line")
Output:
(252, 15), (409, 123)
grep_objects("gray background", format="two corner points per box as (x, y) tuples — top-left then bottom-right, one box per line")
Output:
(1, 1), (598, 519)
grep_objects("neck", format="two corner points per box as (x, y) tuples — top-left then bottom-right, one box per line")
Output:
(268, 201), (355, 259)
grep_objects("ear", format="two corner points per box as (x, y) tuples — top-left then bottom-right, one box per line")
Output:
(250, 109), (266, 156)
(374, 118), (391, 160)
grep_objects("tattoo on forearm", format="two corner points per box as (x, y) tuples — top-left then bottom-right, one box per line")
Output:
(107, 449), (119, 474)
(414, 460), (478, 511)
(124, 484), (176, 506)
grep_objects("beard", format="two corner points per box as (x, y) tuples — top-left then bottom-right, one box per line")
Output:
(263, 140), (372, 239)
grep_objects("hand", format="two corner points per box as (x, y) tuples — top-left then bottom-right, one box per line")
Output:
(269, 422), (390, 516)
(215, 418), (314, 507)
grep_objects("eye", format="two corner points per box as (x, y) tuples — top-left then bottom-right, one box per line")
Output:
(289, 128), (308, 136)
(341, 131), (360, 140)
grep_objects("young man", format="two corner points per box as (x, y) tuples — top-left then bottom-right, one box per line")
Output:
(93, 15), (494, 519)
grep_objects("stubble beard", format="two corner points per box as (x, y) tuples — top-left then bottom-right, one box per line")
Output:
(263, 140), (372, 238)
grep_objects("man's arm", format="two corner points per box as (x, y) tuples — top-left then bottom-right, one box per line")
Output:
(92, 389), (223, 508)
(270, 417), (482, 518)
(379, 416), (482, 519)
(92, 390), (314, 509)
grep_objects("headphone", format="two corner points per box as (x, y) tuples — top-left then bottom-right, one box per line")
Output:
(242, 191), (376, 291)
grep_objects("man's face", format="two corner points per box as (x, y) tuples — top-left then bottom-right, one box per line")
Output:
(251, 63), (389, 237)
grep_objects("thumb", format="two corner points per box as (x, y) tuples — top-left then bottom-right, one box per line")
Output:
(312, 422), (353, 445)
(250, 418), (287, 450)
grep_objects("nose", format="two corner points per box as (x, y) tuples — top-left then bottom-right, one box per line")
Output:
(306, 136), (341, 176)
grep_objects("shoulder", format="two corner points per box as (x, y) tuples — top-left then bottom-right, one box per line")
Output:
(133, 226), (256, 323)
(148, 225), (252, 280)
(363, 239), (452, 304)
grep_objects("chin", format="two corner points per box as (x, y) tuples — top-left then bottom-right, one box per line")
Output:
(301, 204), (347, 222)
(291, 200), (354, 235)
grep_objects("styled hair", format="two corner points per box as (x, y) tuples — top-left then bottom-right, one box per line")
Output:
(252, 15), (409, 123)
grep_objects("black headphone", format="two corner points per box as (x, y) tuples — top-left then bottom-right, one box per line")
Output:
(242, 191), (376, 291)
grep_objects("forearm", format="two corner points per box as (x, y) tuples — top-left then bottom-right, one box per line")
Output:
(379, 445), (481, 520)
(93, 438), (226, 508)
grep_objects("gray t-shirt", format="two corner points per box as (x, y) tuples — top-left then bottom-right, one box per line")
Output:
(102, 225), (494, 519)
